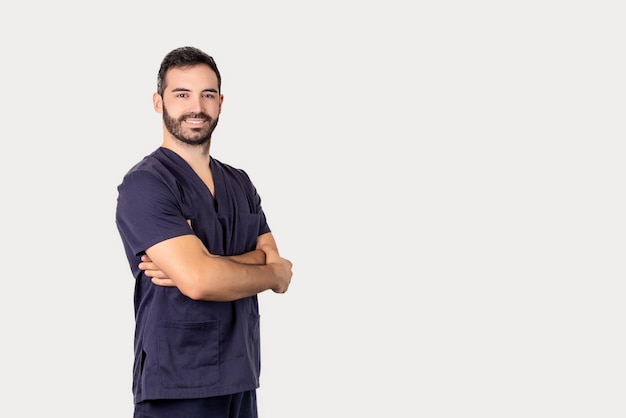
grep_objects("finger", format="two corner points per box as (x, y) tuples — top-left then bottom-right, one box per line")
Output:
(143, 269), (169, 279)
(138, 261), (159, 271)
(151, 277), (177, 287)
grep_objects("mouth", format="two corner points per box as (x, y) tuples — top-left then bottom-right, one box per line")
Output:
(184, 118), (207, 126)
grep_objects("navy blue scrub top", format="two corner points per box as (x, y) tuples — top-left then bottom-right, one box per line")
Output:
(116, 147), (271, 403)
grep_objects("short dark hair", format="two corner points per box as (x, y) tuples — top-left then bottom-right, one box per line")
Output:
(157, 46), (222, 96)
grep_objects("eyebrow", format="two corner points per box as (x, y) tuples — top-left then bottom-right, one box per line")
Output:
(171, 87), (219, 93)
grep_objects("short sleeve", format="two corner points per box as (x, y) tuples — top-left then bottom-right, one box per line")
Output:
(116, 170), (192, 257)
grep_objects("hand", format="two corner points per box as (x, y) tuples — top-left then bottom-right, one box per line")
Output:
(265, 248), (293, 294)
(139, 254), (176, 287)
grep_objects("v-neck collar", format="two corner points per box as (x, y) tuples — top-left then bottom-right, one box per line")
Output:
(158, 147), (221, 205)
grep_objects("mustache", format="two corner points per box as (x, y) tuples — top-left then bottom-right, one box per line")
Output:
(180, 112), (211, 122)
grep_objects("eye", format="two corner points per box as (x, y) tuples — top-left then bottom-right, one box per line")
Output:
(176, 92), (189, 98)
(202, 93), (216, 99)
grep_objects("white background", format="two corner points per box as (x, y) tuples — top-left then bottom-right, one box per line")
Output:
(1, 1), (624, 417)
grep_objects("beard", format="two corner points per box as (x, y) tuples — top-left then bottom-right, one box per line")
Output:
(163, 105), (219, 147)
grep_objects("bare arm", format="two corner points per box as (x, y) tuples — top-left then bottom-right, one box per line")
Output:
(142, 232), (291, 302)
(227, 249), (266, 265)
(229, 232), (281, 265)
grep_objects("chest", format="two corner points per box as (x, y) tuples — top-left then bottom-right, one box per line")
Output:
(176, 171), (261, 255)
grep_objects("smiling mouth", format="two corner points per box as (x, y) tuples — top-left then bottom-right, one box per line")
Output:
(184, 118), (207, 125)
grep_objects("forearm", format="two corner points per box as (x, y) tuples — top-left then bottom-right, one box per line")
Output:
(145, 234), (291, 302)
(184, 256), (282, 301)
(220, 232), (276, 266)
(224, 249), (266, 265)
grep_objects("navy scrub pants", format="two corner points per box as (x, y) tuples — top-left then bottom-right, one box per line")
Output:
(134, 390), (257, 418)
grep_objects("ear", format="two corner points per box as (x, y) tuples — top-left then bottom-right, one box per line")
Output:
(219, 94), (224, 113)
(153, 93), (163, 113)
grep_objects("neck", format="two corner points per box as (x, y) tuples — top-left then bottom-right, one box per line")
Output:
(161, 135), (212, 169)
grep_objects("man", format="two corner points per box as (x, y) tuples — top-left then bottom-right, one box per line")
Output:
(116, 46), (293, 418)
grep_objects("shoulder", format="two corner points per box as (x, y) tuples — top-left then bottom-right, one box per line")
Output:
(123, 148), (177, 175)
(211, 157), (252, 182)
(120, 148), (186, 185)
(117, 149), (183, 201)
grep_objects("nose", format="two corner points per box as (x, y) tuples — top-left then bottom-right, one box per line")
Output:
(187, 95), (204, 113)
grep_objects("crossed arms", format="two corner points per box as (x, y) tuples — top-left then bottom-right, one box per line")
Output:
(139, 231), (293, 302)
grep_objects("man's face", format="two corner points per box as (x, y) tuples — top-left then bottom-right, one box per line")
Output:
(157, 64), (223, 146)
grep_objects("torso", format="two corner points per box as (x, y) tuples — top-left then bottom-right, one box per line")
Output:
(196, 167), (215, 197)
